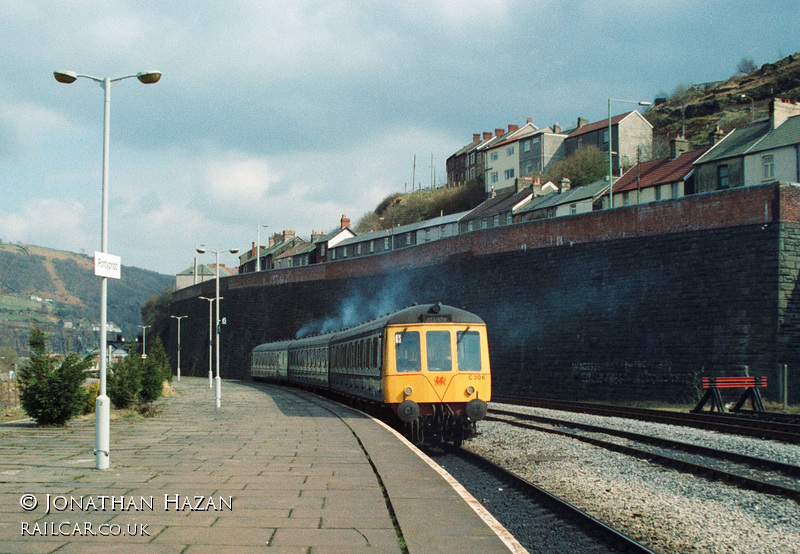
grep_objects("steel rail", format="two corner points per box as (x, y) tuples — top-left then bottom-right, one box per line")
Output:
(486, 413), (800, 504)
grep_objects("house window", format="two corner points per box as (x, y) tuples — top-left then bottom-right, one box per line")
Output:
(623, 191), (630, 205)
(369, 240), (374, 253)
(320, 244), (326, 257)
(763, 155), (775, 180)
(493, 215), (499, 227)
(467, 221), (474, 232)
(547, 207), (556, 218)
(506, 213), (512, 225)
(491, 171), (498, 183)
(718, 164), (729, 189)
(491, 152), (498, 161)
(384, 237), (390, 250)
(603, 129), (609, 144)
(470, 153), (475, 164)
(342, 247), (347, 258)
(405, 234), (411, 246)
(469, 167), (475, 180)
(506, 146), (514, 156)
(570, 203), (577, 215)
(425, 229), (431, 242)
(655, 186), (662, 201)
(357, 243), (362, 255)
(331, 249), (336, 260)
(481, 218), (488, 229)
(523, 140), (531, 152)
(671, 183), (679, 198)
(504, 168), (515, 179)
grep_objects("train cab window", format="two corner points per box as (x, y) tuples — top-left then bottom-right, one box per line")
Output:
(394, 331), (420, 372)
(456, 331), (482, 372)
(426, 331), (452, 372)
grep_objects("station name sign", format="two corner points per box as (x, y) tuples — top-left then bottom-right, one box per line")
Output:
(94, 252), (121, 280)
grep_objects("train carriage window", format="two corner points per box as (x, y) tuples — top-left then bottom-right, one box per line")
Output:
(456, 331), (482, 372)
(426, 331), (452, 372)
(394, 331), (420, 372)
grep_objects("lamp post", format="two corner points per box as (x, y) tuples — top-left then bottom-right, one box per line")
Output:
(170, 315), (187, 381)
(608, 98), (651, 209)
(255, 224), (268, 272)
(741, 94), (754, 123)
(137, 325), (151, 358)
(198, 297), (218, 388)
(54, 69), (161, 470)
(196, 247), (239, 407)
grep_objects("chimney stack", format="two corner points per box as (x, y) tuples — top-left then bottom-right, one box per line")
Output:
(669, 135), (689, 159)
(559, 178), (571, 192)
(709, 125), (725, 145)
(495, 128), (504, 137)
(473, 133), (480, 142)
(508, 124), (519, 133)
(553, 123), (563, 134)
(483, 131), (492, 141)
(340, 214), (350, 229)
(769, 98), (800, 130)
(577, 117), (588, 129)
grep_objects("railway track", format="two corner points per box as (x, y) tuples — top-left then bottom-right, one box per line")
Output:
(493, 396), (800, 444)
(487, 407), (800, 504)
(426, 445), (654, 553)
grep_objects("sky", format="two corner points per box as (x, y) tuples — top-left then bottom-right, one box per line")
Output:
(1, 1), (798, 276)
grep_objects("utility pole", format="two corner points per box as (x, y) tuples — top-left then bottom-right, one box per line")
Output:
(412, 155), (416, 193)
(430, 154), (435, 189)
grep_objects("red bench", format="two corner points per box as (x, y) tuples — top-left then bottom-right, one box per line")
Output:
(692, 376), (767, 413)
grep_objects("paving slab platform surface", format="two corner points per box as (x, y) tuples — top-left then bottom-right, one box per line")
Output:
(0, 377), (517, 553)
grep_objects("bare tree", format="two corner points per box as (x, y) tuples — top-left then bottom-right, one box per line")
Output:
(736, 57), (757, 74)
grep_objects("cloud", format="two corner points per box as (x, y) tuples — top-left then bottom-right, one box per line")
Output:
(205, 153), (280, 204)
(0, 100), (70, 158)
(0, 199), (92, 252)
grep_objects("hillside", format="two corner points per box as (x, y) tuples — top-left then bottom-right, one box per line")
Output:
(0, 242), (173, 355)
(648, 52), (800, 153)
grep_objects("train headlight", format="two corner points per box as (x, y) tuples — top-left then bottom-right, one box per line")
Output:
(404, 387), (413, 396)
(397, 400), (420, 422)
(466, 386), (475, 395)
(466, 398), (487, 422)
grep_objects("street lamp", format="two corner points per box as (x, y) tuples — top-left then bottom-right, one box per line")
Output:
(255, 224), (268, 272)
(198, 296), (219, 388)
(137, 325), (151, 357)
(741, 94), (754, 123)
(196, 247), (239, 407)
(608, 98), (651, 208)
(170, 315), (187, 381)
(54, 69), (161, 470)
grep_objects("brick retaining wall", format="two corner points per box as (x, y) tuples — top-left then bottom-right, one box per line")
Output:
(170, 183), (800, 403)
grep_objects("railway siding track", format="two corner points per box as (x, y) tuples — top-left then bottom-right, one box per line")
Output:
(487, 409), (800, 504)
(429, 446), (655, 553)
(492, 397), (800, 444)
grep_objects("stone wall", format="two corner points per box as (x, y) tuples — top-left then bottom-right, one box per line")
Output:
(169, 183), (800, 404)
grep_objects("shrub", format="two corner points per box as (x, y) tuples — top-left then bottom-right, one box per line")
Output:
(107, 355), (142, 409)
(18, 327), (92, 425)
(139, 337), (170, 403)
(83, 381), (100, 414)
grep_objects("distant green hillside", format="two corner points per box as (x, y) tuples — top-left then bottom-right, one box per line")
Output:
(0, 242), (173, 356)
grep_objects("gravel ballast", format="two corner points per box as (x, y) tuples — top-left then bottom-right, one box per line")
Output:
(465, 404), (800, 553)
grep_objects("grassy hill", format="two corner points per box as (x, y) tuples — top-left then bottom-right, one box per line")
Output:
(0, 242), (173, 356)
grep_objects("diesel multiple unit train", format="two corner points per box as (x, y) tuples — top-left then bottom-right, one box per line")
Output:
(251, 303), (491, 444)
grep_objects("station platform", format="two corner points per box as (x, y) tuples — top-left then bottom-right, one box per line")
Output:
(0, 377), (519, 553)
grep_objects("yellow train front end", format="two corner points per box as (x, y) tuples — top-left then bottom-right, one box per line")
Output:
(383, 316), (491, 444)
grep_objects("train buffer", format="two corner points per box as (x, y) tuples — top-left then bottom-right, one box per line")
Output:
(692, 376), (767, 413)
